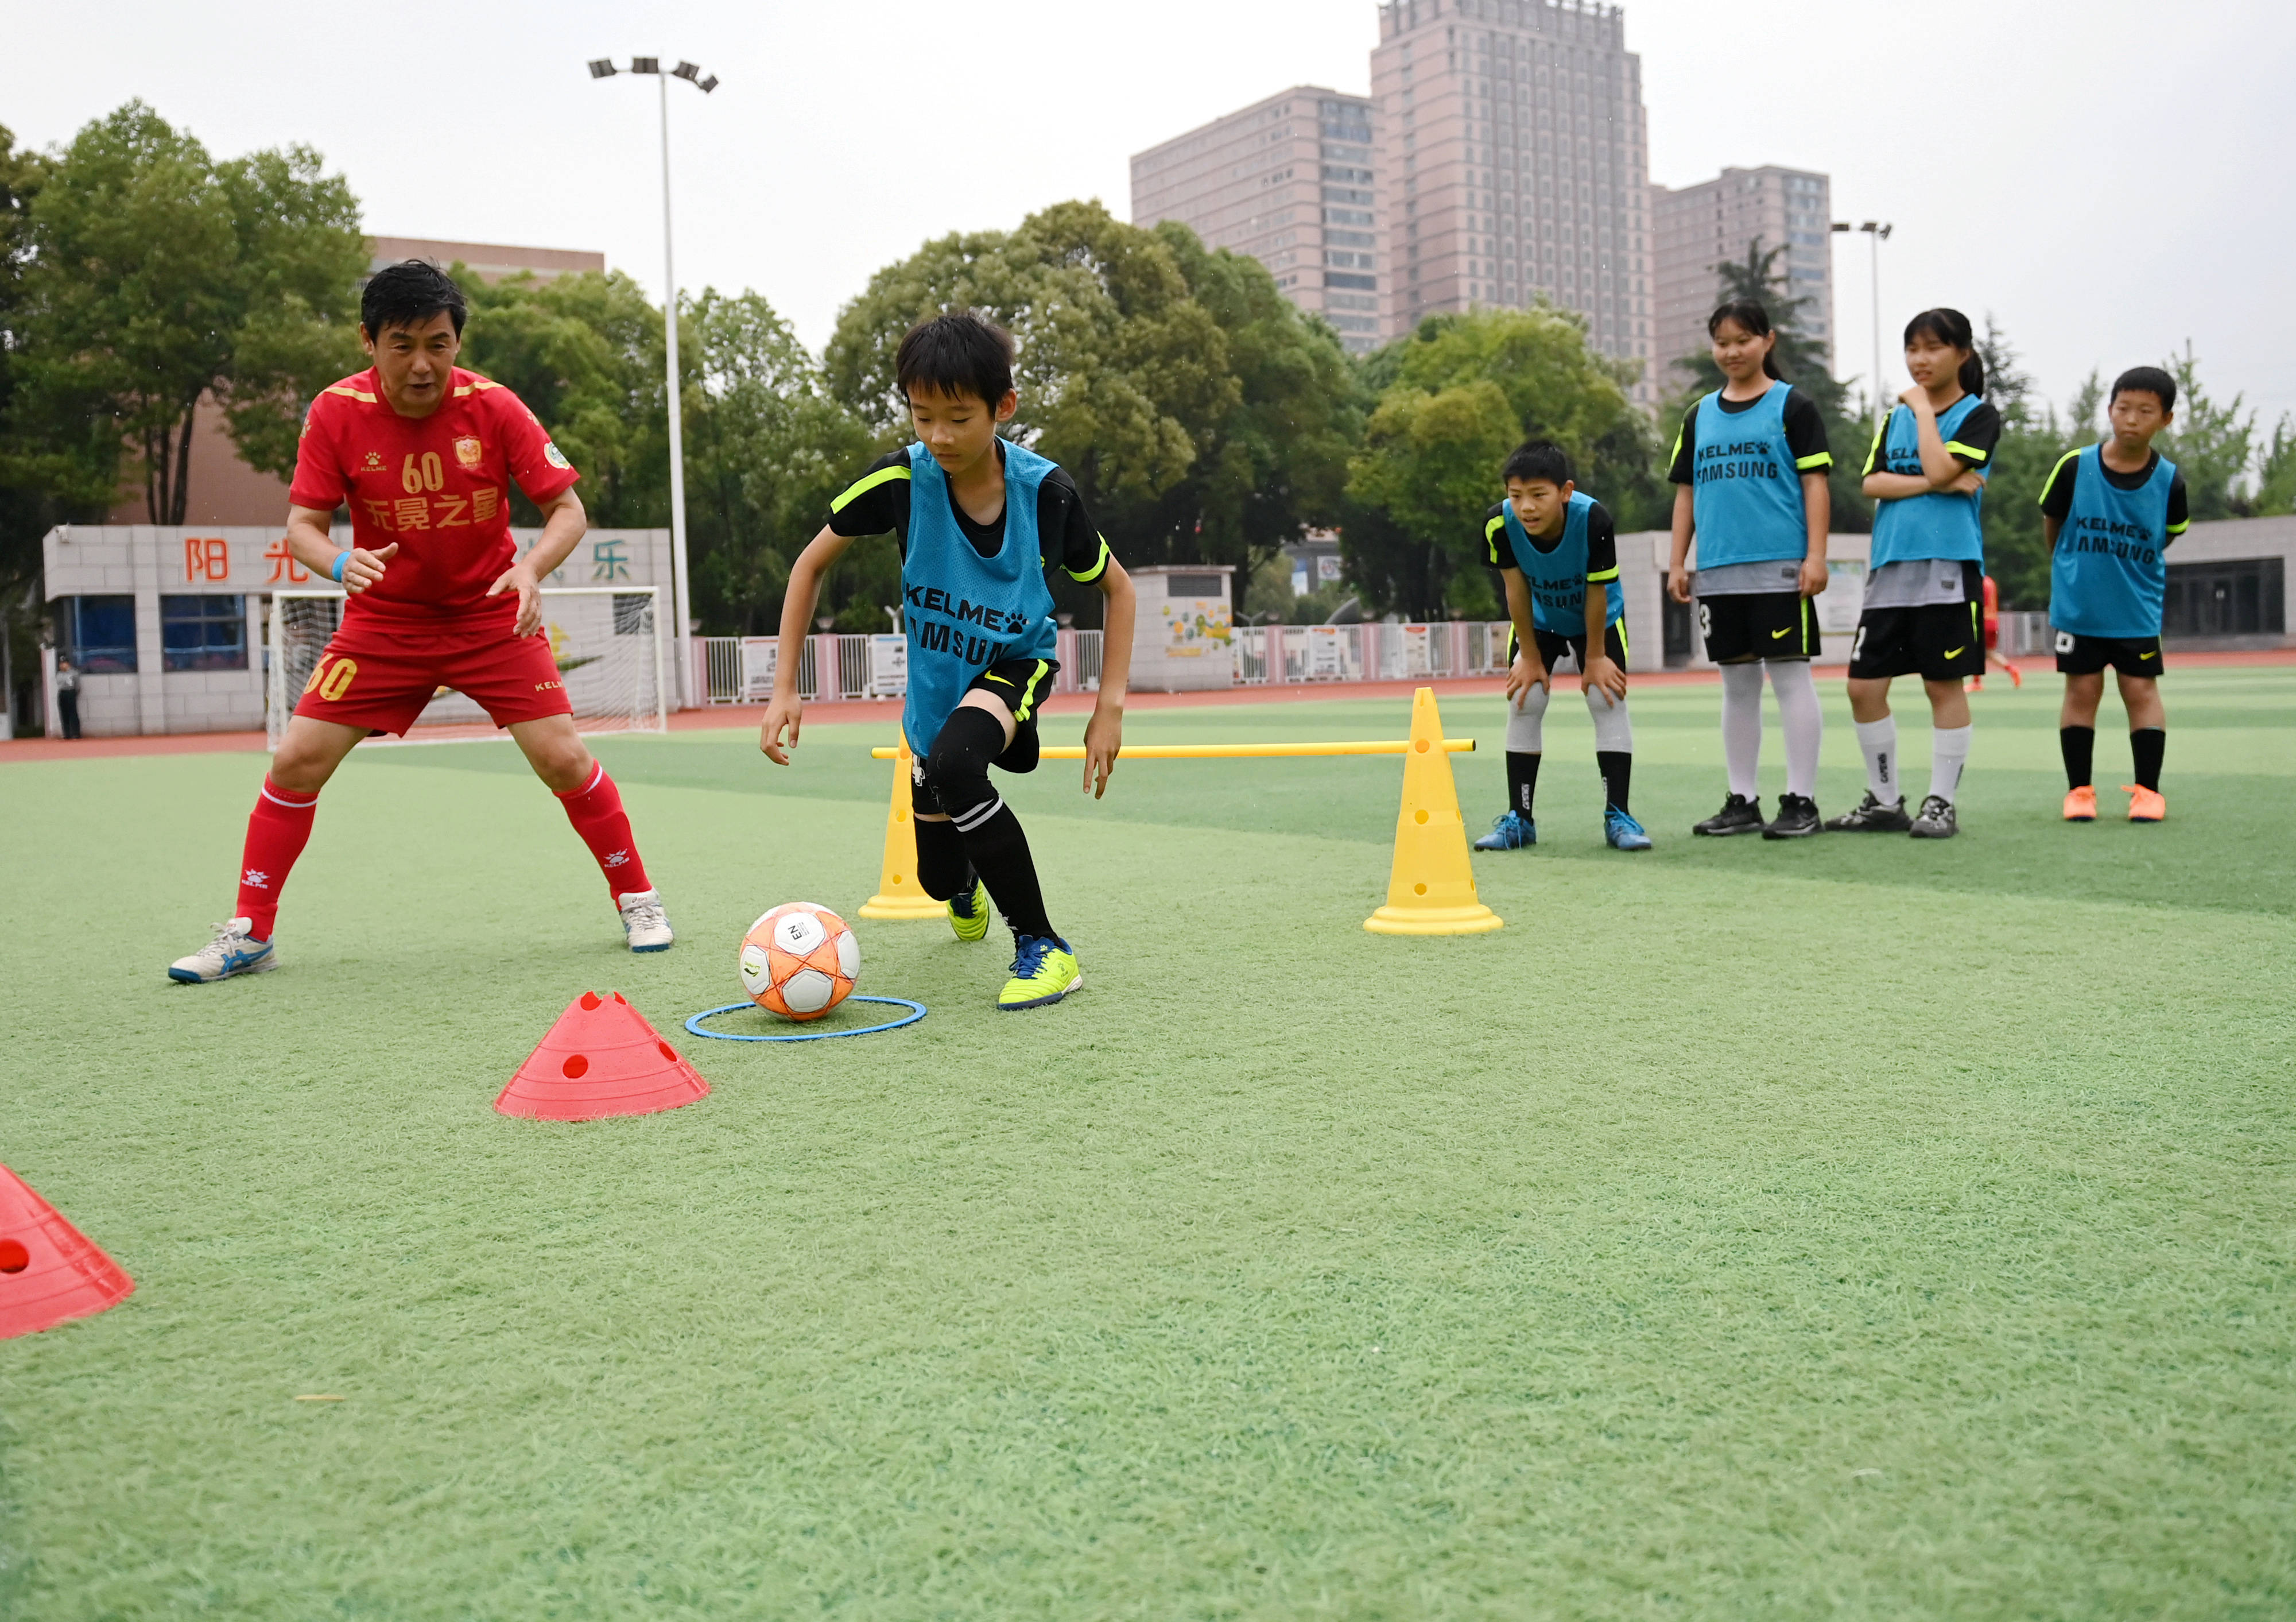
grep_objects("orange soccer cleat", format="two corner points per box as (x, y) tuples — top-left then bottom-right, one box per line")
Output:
(2062, 785), (2097, 822)
(2123, 784), (2166, 823)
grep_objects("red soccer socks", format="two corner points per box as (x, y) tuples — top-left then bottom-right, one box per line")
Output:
(235, 776), (319, 939)
(555, 762), (651, 896)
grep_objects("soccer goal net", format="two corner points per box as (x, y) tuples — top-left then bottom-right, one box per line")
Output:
(267, 586), (668, 749)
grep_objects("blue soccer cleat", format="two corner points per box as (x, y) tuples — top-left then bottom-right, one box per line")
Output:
(1473, 810), (1537, 850)
(1604, 807), (1653, 850)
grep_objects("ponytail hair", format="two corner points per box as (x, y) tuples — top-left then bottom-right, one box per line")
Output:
(1708, 298), (1782, 380)
(1903, 307), (1984, 397)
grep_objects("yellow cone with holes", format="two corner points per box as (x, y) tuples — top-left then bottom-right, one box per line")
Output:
(858, 742), (945, 919)
(1364, 687), (1503, 935)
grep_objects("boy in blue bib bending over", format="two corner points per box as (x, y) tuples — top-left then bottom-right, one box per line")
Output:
(761, 313), (1137, 1010)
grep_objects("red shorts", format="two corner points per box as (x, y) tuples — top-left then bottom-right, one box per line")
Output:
(293, 609), (573, 737)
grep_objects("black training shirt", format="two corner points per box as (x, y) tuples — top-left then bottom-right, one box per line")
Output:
(827, 441), (1114, 582)
(1667, 387), (1833, 484)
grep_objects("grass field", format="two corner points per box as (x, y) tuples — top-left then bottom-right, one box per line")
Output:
(5, 668), (2292, 1619)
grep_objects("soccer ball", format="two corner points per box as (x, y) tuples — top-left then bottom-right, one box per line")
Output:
(739, 903), (860, 1021)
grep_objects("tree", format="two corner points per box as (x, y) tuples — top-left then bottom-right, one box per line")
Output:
(1343, 304), (1659, 618)
(2156, 343), (2254, 522)
(2252, 415), (2296, 517)
(1666, 237), (1871, 532)
(8, 102), (365, 524)
(1973, 318), (2081, 609)
(825, 202), (1360, 625)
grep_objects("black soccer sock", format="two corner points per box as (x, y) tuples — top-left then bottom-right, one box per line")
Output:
(913, 816), (973, 901)
(1597, 750), (1632, 815)
(2131, 727), (2165, 792)
(2061, 726), (2095, 789)
(1506, 750), (1542, 816)
(926, 707), (1056, 939)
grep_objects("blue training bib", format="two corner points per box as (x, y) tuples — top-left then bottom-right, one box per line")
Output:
(1870, 396), (1988, 567)
(2049, 444), (2179, 638)
(900, 439), (1061, 756)
(1689, 383), (1807, 568)
(1502, 490), (1624, 636)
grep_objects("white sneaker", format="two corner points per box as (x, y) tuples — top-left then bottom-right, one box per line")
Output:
(616, 889), (674, 953)
(168, 918), (278, 984)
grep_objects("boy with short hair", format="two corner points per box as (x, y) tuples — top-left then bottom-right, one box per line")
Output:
(2043, 365), (2188, 822)
(759, 312), (1137, 1009)
(1471, 440), (1651, 852)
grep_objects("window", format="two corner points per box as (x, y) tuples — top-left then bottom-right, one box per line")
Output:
(161, 594), (247, 672)
(61, 595), (137, 673)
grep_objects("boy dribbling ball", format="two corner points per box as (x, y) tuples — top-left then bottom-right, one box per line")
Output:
(2043, 365), (2188, 823)
(759, 313), (1137, 1010)
(1472, 440), (1650, 853)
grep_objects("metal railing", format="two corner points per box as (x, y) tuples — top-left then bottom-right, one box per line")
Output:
(1232, 621), (1514, 686)
(695, 629), (1105, 704)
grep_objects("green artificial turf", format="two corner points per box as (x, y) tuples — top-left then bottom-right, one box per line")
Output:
(3, 668), (2291, 1619)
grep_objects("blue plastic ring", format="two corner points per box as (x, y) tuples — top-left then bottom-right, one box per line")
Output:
(684, 996), (927, 1043)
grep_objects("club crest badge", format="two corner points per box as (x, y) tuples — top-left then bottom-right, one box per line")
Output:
(454, 435), (483, 469)
(544, 442), (572, 471)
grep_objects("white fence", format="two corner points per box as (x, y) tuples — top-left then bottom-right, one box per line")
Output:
(1233, 621), (1515, 686)
(696, 629), (1106, 705)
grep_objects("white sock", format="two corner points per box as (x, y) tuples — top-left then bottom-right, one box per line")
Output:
(1584, 684), (1633, 751)
(1768, 660), (1823, 800)
(1853, 717), (1898, 803)
(1719, 663), (1763, 799)
(1507, 681), (1549, 753)
(1930, 723), (1973, 806)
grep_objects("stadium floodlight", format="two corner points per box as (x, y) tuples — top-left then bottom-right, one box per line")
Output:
(587, 59), (618, 79)
(589, 55), (722, 708)
(1834, 218), (1895, 423)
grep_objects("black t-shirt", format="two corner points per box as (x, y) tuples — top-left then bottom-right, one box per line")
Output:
(1483, 498), (1619, 576)
(1860, 399), (2004, 476)
(2038, 446), (2190, 533)
(1667, 386), (1832, 485)
(827, 442), (1113, 581)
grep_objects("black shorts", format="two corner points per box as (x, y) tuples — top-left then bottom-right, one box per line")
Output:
(2054, 632), (2165, 677)
(909, 656), (1060, 814)
(1848, 564), (1984, 681)
(1698, 590), (1820, 663)
(1510, 620), (1629, 675)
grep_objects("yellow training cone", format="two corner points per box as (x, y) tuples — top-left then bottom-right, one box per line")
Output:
(858, 741), (945, 920)
(1364, 687), (1503, 936)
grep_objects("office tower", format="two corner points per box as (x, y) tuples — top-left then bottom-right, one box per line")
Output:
(1371, 0), (1654, 402)
(1131, 87), (1386, 353)
(1650, 167), (1834, 392)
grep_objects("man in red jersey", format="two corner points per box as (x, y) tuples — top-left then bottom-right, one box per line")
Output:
(169, 262), (673, 982)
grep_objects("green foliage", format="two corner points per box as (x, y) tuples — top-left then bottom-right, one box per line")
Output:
(1663, 237), (1871, 534)
(1344, 305), (1659, 617)
(1972, 323), (2084, 610)
(2155, 343), (2254, 522)
(824, 202), (1361, 627)
(6, 102), (364, 524)
(2252, 415), (2296, 517)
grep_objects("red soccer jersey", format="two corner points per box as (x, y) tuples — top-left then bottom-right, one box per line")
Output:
(289, 366), (580, 621)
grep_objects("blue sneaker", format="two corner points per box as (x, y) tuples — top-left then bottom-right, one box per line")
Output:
(1473, 810), (1537, 850)
(1604, 807), (1653, 850)
(168, 918), (278, 983)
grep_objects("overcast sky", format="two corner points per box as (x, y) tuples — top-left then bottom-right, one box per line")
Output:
(9, 0), (2291, 435)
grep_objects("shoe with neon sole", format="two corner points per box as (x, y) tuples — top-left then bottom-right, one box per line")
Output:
(998, 934), (1082, 1011)
(948, 878), (991, 942)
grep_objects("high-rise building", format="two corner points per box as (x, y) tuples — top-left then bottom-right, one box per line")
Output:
(1370, 0), (1655, 402)
(1649, 167), (1834, 393)
(1130, 87), (1386, 353)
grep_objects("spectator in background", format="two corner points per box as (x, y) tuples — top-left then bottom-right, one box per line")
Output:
(53, 658), (81, 740)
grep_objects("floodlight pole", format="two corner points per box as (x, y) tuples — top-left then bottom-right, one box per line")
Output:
(590, 55), (718, 707)
(1833, 218), (1894, 427)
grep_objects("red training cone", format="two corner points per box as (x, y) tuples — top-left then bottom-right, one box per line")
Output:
(0, 1165), (134, 1339)
(495, 991), (709, 1122)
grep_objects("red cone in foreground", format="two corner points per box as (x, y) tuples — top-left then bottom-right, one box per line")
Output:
(495, 991), (708, 1121)
(0, 1165), (134, 1339)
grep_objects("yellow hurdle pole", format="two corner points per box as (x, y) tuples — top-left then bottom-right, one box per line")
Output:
(867, 740), (1476, 760)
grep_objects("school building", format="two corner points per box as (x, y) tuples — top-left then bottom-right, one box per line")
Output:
(38, 524), (671, 738)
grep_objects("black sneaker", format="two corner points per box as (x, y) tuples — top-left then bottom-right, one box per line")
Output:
(1763, 793), (1821, 839)
(1908, 795), (1958, 838)
(1823, 792), (1913, 833)
(1693, 793), (1765, 836)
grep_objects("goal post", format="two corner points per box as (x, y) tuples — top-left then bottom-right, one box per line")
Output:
(266, 586), (669, 748)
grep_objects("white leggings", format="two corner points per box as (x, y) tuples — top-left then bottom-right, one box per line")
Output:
(1508, 679), (1632, 753)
